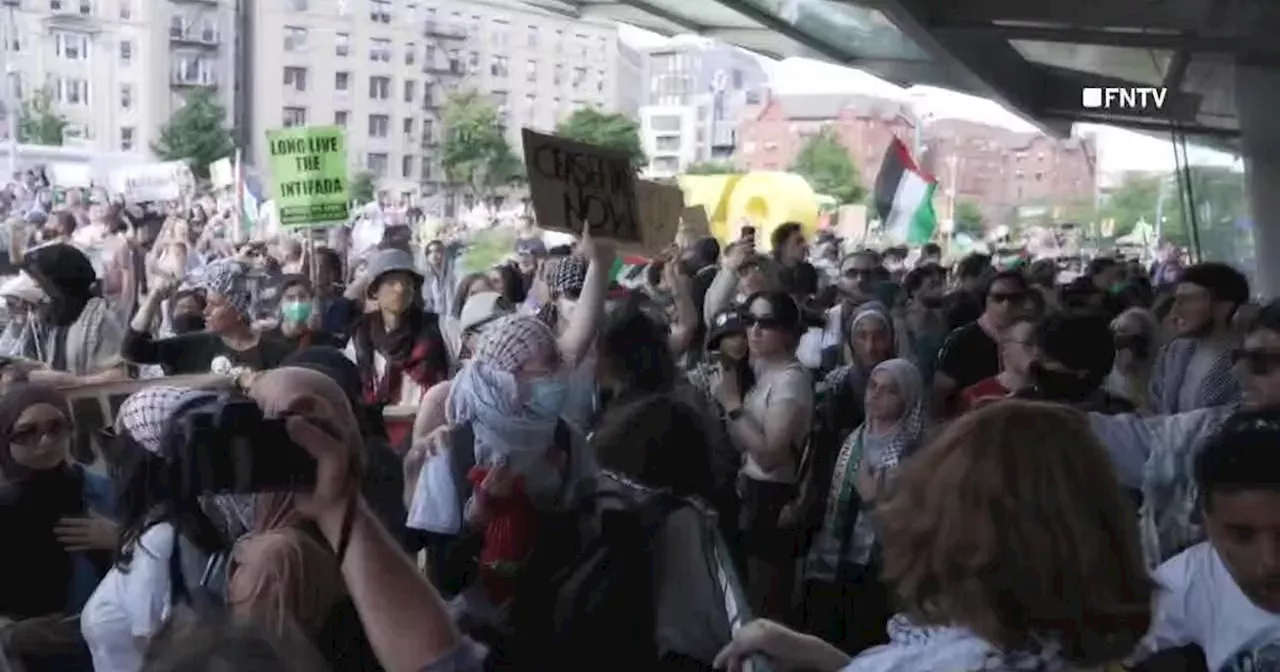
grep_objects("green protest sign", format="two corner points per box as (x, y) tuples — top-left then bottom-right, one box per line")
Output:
(266, 125), (350, 227)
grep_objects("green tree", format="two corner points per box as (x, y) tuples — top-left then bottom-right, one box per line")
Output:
(684, 160), (738, 175)
(350, 171), (377, 204)
(953, 199), (985, 237)
(555, 108), (646, 169)
(17, 88), (67, 146)
(1100, 172), (1162, 241)
(440, 90), (524, 206)
(789, 127), (865, 205)
(152, 89), (235, 180)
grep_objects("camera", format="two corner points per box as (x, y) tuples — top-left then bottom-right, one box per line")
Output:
(168, 395), (318, 497)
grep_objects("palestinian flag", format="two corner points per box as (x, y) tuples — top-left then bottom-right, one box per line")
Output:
(607, 255), (650, 300)
(874, 137), (938, 245)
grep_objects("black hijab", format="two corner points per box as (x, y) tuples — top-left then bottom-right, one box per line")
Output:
(0, 385), (83, 618)
(23, 243), (97, 327)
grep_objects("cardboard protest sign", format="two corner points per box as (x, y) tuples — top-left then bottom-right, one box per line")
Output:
(266, 125), (350, 228)
(49, 163), (92, 188)
(110, 162), (190, 202)
(59, 374), (233, 466)
(635, 180), (684, 256)
(521, 128), (640, 243)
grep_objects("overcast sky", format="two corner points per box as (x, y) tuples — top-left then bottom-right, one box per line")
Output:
(618, 25), (1239, 176)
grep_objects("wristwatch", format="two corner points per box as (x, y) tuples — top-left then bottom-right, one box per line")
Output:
(725, 406), (745, 422)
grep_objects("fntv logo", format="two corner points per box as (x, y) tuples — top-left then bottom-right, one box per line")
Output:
(1081, 87), (1168, 111)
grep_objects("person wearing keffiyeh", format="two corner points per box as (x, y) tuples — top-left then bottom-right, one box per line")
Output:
(801, 358), (927, 656)
(122, 258), (292, 375)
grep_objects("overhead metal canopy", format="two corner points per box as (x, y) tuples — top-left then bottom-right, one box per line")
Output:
(518, 0), (1265, 151)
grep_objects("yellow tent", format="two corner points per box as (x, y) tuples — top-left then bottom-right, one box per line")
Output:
(677, 172), (820, 251)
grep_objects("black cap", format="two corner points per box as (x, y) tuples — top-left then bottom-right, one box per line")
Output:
(707, 310), (745, 351)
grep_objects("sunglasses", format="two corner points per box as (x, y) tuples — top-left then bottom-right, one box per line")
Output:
(1233, 349), (1280, 376)
(743, 314), (787, 331)
(10, 418), (70, 445)
(988, 292), (1025, 304)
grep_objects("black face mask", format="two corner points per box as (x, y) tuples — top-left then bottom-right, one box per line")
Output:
(171, 313), (206, 334)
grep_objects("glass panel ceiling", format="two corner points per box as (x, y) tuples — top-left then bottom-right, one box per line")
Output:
(739, 0), (930, 61)
(1010, 41), (1172, 86)
(629, 0), (762, 29)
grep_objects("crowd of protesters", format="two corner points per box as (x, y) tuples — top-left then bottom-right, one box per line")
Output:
(0, 171), (1278, 672)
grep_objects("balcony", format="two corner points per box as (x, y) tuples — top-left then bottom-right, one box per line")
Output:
(423, 21), (466, 40)
(169, 25), (220, 47)
(422, 60), (464, 76)
(171, 66), (217, 88)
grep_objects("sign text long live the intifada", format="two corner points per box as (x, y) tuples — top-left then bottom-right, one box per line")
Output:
(266, 125), (351, 227)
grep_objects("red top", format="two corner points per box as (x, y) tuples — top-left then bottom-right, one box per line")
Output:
(959, 376), (1012, 412)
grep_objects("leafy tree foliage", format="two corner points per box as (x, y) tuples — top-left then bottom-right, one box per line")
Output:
(18, 88), (67, 146)
(953, 199), (985, 237)
(684, 160), (738, 175)
(153, 89), (234, 180)
(350, 171), (377, 204)
(555, 108), (646, 169)
(440, 90), (523, 205)
(789, 127), (865, 205)
(1098, 167), (1247, 260)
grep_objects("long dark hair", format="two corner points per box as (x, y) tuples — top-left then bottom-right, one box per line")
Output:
(111, 427), (225, 568)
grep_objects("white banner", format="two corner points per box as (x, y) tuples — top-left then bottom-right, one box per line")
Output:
(209, 157), (234, 190)
(110, 161), (191, 202)
(49, 162), (93, 188)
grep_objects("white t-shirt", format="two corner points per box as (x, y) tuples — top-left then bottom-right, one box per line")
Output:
(739, 360), (813, 484)
(81, 523), (176, 672)
(1141, 541), (1280, 671)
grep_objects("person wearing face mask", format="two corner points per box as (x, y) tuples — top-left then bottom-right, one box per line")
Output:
(166, 289), (208, 336)
(1105, 308), (1160, 413)
(267, 276), (342, 351)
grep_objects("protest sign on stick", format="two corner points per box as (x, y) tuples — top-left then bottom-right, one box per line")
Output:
(266, 125), (350, 228)
(521, 128), (640, 243)
(681, 205), (712, 239)
(635, 180), (684, 256)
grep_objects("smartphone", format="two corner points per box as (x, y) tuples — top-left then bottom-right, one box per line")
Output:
(171, 397), (317, 496)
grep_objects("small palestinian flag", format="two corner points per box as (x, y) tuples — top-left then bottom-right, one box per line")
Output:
(874, 137), (938, 245)
(609, 255), (650, 294)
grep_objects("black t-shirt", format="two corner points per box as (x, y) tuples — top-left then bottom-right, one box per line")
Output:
(122, 330), (294, 375)
(267, 327), (345, 353)
(935, 321), (1000, 391)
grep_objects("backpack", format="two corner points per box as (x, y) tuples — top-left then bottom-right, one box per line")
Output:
(488, 483), (693, 671)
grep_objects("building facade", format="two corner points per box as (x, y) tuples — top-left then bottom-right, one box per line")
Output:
(736, 90), (916, 189)
(921, 118), (1097, 228)
(638, 39), (767, 175)
(245, 0), (635, 199)
(0, 0), (236, 158)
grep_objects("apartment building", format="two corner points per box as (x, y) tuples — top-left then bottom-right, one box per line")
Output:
(0, 0), (236, 156)
(245, 0), (639, 199)
(638, 39), (767, 176)
(736, 90), (916, 187)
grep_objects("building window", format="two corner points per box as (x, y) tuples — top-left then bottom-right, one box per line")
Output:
(370, 38), (391, 62)
(596, 70), (604, 93)
(119, 0), (130, 19)
(490, 56), (508, 77)
(553, 64), (562, 85)
(54, 32), (89, 61)
(421, 157), (432, 180)
(120, 127), (134, 151)
(366, 152), (388, 176)
(404, 42), (415, 66)
(527, 25), (538, 48)
(337, 0), (349, 16)
(56, 78), (89, 105)
(120, 83), (132, 109)
(402, 117), (413, 135)
(490, 19), (507, 48)
(284, 26), (307, 51)
(403, 79), (416, 103)
(78, 0), (90, 14)
(369, 0), (390, 23)
(367, 114), (389, 138)
(571, 67), (586, 88)
(401, 154), (414, 179)
(334, 110), (348, 127)
(335, 32), (349, 56)
(524, 94), (536, 122)
(283, 66), (307, 92)
(368, 76), (390, 100)
(283, 106), (307, 127)
(119, 40), (132, 63)
(525, 59), (536, 83)
(335, 71), (349, 91)
(289, 0), (306, 9)
(466, 51), (479, 74)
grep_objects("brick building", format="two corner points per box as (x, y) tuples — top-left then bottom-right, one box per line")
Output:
(921, 119), (1097, 229)
(734, 90), (1097, 231)
(734, 90), (916, 189)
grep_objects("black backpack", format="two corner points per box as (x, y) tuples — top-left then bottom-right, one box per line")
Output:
(488, 482), (693, 671)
